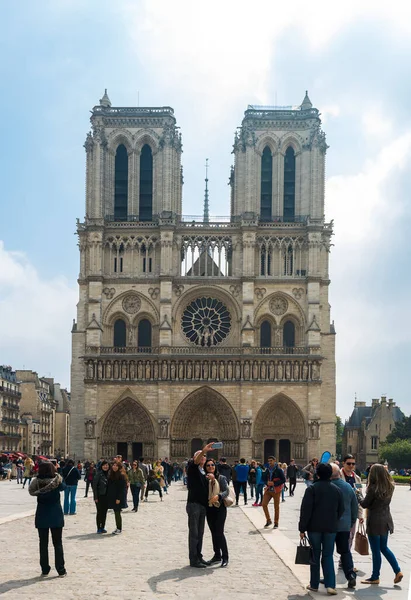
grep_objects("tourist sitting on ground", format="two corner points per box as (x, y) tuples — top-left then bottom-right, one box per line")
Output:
(359, 464), (403, 586)
(29, 460), (67, 577)
(144, 469), (163, 501)
(107, 462), (127, 534)
(299, 462), (344, 595)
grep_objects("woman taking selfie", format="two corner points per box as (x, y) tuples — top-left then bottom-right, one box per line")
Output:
(359, 464), (403, 585)
(205, 458), (230, 567)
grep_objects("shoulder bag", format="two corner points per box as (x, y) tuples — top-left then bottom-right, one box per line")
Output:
(295, 536), (314, 565)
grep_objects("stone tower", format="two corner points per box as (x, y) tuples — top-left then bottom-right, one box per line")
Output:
(70, 91), (336, 464)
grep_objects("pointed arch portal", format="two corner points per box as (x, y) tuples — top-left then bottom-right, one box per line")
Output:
(100, 397), (155, 461)
(170, 387), (239, 461)
(253, 394), (306, 464)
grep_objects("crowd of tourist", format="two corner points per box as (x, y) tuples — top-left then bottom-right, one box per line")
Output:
(0, 449), (405, 593)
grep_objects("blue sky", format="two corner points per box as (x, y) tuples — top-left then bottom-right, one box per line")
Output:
(1, 1), (410, 420)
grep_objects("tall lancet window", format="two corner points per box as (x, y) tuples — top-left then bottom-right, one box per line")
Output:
(260, 146), (272, 221)
(284, 146), (295, 221)
(140, 144), (153, 221)
(114, 144), (128, 221)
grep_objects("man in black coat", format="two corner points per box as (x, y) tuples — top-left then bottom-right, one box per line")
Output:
(186, 442), (215, 568)
(218, 458), (232, 483)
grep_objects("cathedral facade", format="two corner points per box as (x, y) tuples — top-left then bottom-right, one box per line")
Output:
(70, 91), (336, 464)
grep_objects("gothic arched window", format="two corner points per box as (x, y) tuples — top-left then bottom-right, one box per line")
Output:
(283, 244), (293, 276)
(284, 146), (295, 221)
(260, 146), (272, 221)
(260, 320), (271, 349)
(138, 319), (152, 348)
(283, 320), (295, 350)
(139, 144), (153, 221)
(114, 145), (128, 221)
(113, 319), (127, 348)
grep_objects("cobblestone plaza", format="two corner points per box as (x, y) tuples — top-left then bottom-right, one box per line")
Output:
(0, 480), (409, 599)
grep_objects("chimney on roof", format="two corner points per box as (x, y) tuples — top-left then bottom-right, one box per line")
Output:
(388, 398), (395, 407)
(372, 398), (379, 409)
(354, 401), (366, 407)
(381, 396), (387, 406)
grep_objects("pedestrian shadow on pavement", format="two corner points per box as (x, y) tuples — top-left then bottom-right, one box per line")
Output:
(147, 566), (213, 594)
(0, 576), (52, 594)
(66, 532), (110, 541)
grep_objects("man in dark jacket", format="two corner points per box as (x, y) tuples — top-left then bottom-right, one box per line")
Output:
(186, 442), (215, 568)
(286, 459), (298, 496)
(261, 456), (286, 528)
(218, 458), (232, 483)
(299, 462), (344, 595)
(234, 458), (249, 505)
(61, 460), (81, 516)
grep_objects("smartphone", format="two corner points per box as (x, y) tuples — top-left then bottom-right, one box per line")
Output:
(211, 442), (223, 449)
(355, 483), (363, 489)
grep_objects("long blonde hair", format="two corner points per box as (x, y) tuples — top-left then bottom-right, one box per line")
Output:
(368, 463), (395, 498)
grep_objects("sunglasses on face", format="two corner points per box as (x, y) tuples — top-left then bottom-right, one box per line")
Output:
(345, 462), (355, 466)
(206, 463), (215, 468)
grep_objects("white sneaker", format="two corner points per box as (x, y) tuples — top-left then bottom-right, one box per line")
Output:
(112, 529), (122, 535)
(326, 588), (337, 596)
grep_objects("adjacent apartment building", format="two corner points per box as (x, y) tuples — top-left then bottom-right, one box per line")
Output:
(342, 396), (405, 470)
(0, 366), (22, 453)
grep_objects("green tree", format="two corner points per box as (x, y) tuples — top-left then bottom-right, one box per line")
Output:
(386, 415), (411, 443)
(379, 439), (411, 469)
(335, 416), (344, 459)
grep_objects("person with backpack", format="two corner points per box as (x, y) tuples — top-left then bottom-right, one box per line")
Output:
(62, 459), (81, 515)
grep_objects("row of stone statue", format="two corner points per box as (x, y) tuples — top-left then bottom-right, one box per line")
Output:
(86, 358), (321, 382)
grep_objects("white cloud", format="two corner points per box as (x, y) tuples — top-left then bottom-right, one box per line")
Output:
(362, 106), (393, 138)
(0, 241), (76, 388)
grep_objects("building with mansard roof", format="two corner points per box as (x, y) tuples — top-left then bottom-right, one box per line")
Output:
(70, 91), (336, 464)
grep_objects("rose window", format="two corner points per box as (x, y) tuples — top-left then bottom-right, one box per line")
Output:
(182, 297), (231, 346)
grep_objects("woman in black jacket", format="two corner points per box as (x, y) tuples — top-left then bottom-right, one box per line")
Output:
(29, 461), (67, 577)
(205, 459), (230, 567)
(107, 462), (127, 534)
(92, 460), (110, 533)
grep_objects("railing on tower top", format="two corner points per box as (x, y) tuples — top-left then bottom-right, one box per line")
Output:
(104, 215), (308, 225)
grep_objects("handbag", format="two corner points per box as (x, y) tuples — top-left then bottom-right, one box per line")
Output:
(223, 485), (235, 507)
(354, 522), (369, 556)
(295, 536), (314, 565)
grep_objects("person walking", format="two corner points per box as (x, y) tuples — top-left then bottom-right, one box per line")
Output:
(186, 442), (214, 568)
(302, 457), (318, 487)
(298, 462), (344, 595)
(139, 456), (149, 500)
(84, 461), (96, 498)
(128, 460), (145, 512)
(359, 464), (403, 585)
(330, 463), (358, 588)
(62, 459), (81, 515)
(205, 458), (230, 567)
(253, 462), (264, 506)
(261, 456), (286, 528)
(248, 460), (257, 500)
(28, 460), (67, 577)
(22, 456), (34, 489)
(93, 460), (109, 533)
(218, 457), (232, 483)
(287, 459), (298, 496)
(16, 458), (24, 484)
(234, 458), (249, 506)
(280, 463), (288, 502)
(107, 462), (127, 534)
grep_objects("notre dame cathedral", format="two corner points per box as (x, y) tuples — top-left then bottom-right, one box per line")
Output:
(70, 90), (336, 464)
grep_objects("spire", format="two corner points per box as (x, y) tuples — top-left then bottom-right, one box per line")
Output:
(301, 90), (312, 110)
(99, 89), (111, 108)
(203, 158), (209, 224)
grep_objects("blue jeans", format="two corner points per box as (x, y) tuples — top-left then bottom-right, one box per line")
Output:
(64, 485), (77, 515)
(255, 483), (264, 503)
(308, 532), (336, 589)
(368, 534), (401, 580)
